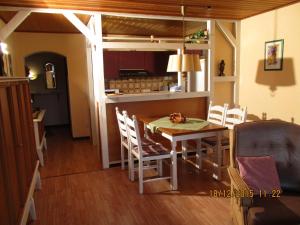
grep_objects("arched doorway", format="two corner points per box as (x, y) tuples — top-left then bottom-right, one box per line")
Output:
(25, 52), (71, 129)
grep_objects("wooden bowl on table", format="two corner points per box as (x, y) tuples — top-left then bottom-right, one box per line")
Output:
(169, 113), (186, 123)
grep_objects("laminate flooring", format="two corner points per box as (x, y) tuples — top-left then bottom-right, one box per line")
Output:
(32, 127), (232, 225)
(40, 126), (100, 178)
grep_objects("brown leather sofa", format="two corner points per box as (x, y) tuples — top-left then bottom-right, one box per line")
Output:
(228, 120), (300, 225)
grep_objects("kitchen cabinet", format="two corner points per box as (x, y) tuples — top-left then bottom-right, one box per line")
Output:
(103, 51), (173, 79)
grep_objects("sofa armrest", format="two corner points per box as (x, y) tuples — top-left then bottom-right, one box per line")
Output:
(228, 167), (253, 207)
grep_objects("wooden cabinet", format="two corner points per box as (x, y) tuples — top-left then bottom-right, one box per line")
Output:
(103, 51), (174, 79)
(119, 51), (145, 69)
(0, 78), (39, 225)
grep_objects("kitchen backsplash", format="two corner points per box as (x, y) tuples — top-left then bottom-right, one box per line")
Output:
(106, 76), (177, 93)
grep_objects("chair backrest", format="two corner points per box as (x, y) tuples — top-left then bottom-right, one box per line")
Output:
(233, 120), (300, 193)
(224, 106), (247, 129)
(115, 107), (128, 139)
(207, 101), (228, 126)
(124, 113), (143, 158)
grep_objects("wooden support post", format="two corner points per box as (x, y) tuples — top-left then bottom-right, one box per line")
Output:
(215, 20), (240, 106)
(207, 20), (216, 103)
(91, 14), (110, 168)
(63, 12), (106, 167)
(86, 18), (99, 147)
(234, 21), (241, 105)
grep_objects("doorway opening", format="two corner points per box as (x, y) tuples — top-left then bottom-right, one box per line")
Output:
(25, 52), (71, 132)
(24, 51), (100, 177)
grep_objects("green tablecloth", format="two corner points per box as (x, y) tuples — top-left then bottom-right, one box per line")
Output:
(149, 116), (209, 133)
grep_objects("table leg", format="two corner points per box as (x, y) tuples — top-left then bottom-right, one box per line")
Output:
(213, 132), (222, 181)
(181, 140), (188, 160)
(196, 139), (202, 169)
(170, 141), (178, 190)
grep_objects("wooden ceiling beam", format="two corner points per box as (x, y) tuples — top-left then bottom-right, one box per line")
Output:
(0, 0), (299, 20)
(0, 10), (31, 41)
(0, 5), (96, 15)
(216, 21), (237, 47)
(63, 12), (96, 45)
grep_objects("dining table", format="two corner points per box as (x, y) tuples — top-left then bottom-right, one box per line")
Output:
(139, 116), (228, 190)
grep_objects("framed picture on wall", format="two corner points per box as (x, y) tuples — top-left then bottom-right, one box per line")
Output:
(264, 39), (284, 71)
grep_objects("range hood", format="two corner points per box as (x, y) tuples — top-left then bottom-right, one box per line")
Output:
(119, 69), (149, 77)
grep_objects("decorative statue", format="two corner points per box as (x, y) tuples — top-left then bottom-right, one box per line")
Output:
(218, 60), (225, 76)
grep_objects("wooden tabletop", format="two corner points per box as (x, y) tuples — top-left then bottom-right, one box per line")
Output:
(139, 116), (227, 137)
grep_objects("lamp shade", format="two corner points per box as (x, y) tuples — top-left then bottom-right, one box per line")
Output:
(167, 53), (201, 72)
(167, 54), (182, 72)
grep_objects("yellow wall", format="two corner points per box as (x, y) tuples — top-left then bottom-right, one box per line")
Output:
(9, 32), (91, 137)
(240, 2), (300, 123)
(214, 22), (234, 105)
(0, 19), (14, 66)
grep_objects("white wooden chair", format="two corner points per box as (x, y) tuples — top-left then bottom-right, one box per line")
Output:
(224, 106), (247, 130)
(207, 101), (229, 125)
(124, 113), (176, 194)
(115, 107), (162, 179)
(115, 107), (130, 177)
(203, 105), (247, 165)
(182, 101), (228, 164)
(33, 110), (47, 166)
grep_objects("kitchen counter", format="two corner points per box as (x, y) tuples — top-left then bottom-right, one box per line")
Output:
(103, 91), (210, 103)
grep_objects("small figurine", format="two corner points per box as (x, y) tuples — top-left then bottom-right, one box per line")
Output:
(218, 60), (225, 76)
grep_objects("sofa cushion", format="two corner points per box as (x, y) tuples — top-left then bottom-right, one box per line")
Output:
(247, 195), (300, 225)
(237, 155), (281, 194)
(234, 120), (300, 193)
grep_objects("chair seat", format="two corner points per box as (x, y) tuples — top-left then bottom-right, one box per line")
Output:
(247, 195), (300, 225)
(202, 136), (229, 146)
(123, 137), (160, 147)
(141, 137), (160, 146)
(132, 144), (169, 157)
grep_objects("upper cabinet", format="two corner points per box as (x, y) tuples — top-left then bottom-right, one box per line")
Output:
(103, 51), (174, 79)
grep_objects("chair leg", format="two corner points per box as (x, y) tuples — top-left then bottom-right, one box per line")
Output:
(222, 147), (226, 166)
(127, 148), (131, 179)
(196, 139), (202, 169)
(121, 143), (125, 170)
(35, 171), (42, 190)
(157, 160), (163, 176)
(43, 137), (47, 150)
(215, 132), (222, 180)
(130, 154), (135, 181)
(181, 140), (188, 160)
(29, 197), (37, 221)
(37, 147), (44, 167)
(139, 160), (144, 194)
(170, 142), (178, 190)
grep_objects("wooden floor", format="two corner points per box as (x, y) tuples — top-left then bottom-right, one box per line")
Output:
(40, 126), (101, 178)
(32, 127), (232, 225)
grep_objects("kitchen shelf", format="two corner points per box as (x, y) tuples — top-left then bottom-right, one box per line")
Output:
(214, 76), (237, 82)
